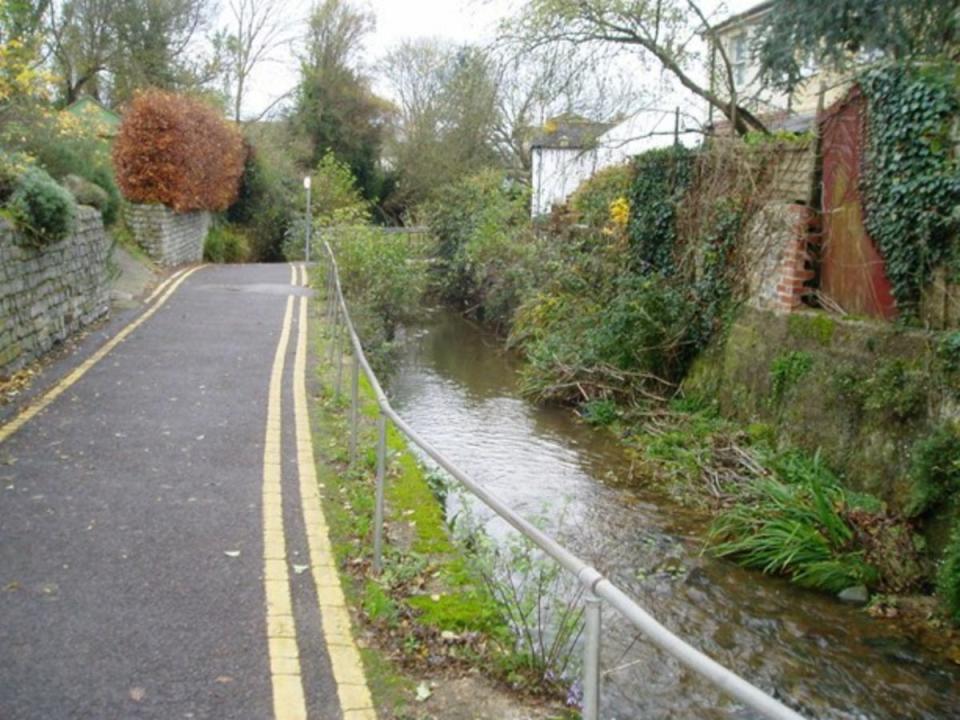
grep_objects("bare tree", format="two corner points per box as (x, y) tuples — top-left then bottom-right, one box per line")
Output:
(222, 0), (291, 122)
(490, 41), (640, 170)
(503, 0), (768, 136)
(380, 39), (499, 206)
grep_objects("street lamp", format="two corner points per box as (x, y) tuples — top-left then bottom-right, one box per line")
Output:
(303, 175), (312, 263)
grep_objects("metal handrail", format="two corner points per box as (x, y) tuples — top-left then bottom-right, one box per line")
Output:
(316, 241), (808, 720)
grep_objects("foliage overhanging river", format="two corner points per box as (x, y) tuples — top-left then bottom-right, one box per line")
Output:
(387, 309), (959, 720)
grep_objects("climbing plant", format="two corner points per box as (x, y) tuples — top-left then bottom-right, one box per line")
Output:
(626, 146), (693, 275)
(860, 63), (960, 314)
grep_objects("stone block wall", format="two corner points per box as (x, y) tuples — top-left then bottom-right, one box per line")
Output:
(0, 206), (110, 376)
(744, 204), (818, 312)
(125, 202), (209, 266)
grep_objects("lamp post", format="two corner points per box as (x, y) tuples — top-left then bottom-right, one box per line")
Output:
(303, 175), (312, 263)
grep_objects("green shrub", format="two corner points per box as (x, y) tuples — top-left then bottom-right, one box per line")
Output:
(0, 151), (28, 202)
(86, 165), (121, 226)
(203, 225), (251, 263)
(859, 64), (960, 314)
(227, 143), (293, 261)
(19, 120), (120, 226)
(62, 174), (109, 210)
(905, 424), (960, 517)
(7, 167), (77, 245)
(515, 273), (696, 404)
(937, 330), (960, 373)
(329, 226), (430, 371)
(937, 520), (960, 624)
(568, 163), (633, 229)
(421, 169), (531, 313)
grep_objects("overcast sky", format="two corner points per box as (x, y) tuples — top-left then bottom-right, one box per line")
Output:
(237, 0), (759, 120)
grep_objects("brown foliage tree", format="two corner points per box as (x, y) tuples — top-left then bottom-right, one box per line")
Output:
(113, 89), (244, 212)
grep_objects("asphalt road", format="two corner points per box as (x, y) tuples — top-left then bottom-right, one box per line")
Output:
(0, 264), (354, 719)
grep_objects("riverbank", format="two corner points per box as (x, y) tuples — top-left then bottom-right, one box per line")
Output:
(386, 307), (960, 719)
(317, 212), (960, 716)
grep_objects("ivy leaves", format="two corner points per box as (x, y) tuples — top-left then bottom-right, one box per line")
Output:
(860, 64), (960, 315)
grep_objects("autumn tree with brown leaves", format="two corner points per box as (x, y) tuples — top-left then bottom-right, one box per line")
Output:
(113, 89), (244, 212)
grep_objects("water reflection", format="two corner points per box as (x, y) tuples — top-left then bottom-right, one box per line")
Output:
(389, 309), (960, 720)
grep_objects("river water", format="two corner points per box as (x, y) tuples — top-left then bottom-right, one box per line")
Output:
(388, 309), (959, 720)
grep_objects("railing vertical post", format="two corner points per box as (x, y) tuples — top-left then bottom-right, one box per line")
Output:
(373, 412), (387, 573)
(582, 592), (602, 720)
(349, 353), (359, 466)
(326, 265), (335, 326)
(328, 303), (339, 367)
(335, 322), (344, 398)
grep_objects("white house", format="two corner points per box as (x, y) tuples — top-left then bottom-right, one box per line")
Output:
(529, 96), (702, 218)
(528, 0), (843, 217)
(529, 118), (612, 218)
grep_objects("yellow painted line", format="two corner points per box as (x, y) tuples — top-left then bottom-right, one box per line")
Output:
(261, 294), (309, 720)
(292, 295), (377, 719)
(0, 265), (205, 444)
(143, 266), (187, 305)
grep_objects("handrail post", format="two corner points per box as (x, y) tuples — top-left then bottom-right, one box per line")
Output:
(373, 412), (387, 573)
(326, 265), (335, 326)
(349, 353), (359, 466)
(335, 321), (345, 398)
(328, 303), (339, 367)
(582, 592), (602, 720)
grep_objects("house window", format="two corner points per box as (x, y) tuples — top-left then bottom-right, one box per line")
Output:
(730, 32), (748, 88)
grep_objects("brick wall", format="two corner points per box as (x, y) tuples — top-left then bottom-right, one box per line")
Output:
(742, 140), (818, 312)
(0, 206), (110, 376)
(125, 203), (209, 266)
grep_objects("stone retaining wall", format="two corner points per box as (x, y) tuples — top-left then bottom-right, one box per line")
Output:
(125, 203), (209, 266)
(0, 206), (110, 376)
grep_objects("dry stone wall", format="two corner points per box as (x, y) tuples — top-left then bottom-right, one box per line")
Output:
(0, 206), (110, 376)
(125, 203), (209, 266)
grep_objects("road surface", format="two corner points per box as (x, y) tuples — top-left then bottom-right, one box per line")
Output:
(0, 263), (373, 720)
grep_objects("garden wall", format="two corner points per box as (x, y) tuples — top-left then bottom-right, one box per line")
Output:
(0, 206), (110, 376)
(125, 203), (209, 266)
(686, 306), (959, 544)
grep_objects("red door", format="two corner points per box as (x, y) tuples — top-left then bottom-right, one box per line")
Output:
(819, 88), (897, 320)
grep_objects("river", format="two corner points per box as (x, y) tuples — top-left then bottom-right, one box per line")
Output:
(388, 309), (959, 720)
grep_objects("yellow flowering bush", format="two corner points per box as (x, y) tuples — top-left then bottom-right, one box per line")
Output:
(609, 196), (630, 228)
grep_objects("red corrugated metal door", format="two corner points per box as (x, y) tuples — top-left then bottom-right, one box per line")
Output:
(819, 89), (898, 320)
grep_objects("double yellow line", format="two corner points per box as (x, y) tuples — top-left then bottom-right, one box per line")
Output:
(263, 264), (376, 720)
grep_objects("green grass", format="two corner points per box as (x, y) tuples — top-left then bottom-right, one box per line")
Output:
(708, 476), (879, 593)
(306, 300), (514, 711)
